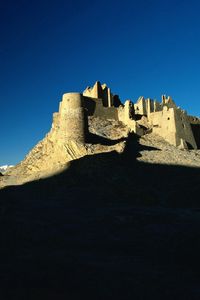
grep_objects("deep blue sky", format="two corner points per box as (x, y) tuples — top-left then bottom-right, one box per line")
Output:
(1, 0), (200, 165)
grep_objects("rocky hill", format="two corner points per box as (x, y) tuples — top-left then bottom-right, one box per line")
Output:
(1, 116), (200, 189)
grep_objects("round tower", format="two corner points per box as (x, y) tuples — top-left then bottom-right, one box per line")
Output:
(58, 93), (88, 143)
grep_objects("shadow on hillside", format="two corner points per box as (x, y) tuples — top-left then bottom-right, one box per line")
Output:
(1, 133), (200, 299)
(86, 132), (127, 145)
(1, 133), (199, 207)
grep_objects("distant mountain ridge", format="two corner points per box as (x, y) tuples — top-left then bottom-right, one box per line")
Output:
(0, 165), (14, 174)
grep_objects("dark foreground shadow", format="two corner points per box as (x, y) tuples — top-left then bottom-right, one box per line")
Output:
(1, 134), (200, 299)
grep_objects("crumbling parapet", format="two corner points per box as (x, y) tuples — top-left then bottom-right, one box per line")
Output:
(134, 97), (162, 116)
(83, 81), (102, 99)
(83, 81), (113, 107)
(162, 95), (176, 108)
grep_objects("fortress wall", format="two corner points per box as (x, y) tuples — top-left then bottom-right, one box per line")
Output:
(188, 116), (200, 124)
(148, 111), (163, 127)
(149, 107), (197, 149)
(190, 124), (200, 148)
(83, 96), (118, 119)
(174, 109), (197, 149)
(94, 102), (119, 120)
(58, 93), (88, 143)
(83, 95), (118, 120)
(187, 116), (200, 147)
(161, 108), (177, 146)
(149, 107), (177, 146)
(83, 97), (97, 116)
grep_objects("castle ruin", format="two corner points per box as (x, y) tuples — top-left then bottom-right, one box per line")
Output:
(1, 80), (200, 187)
(64, 80), (200, 150)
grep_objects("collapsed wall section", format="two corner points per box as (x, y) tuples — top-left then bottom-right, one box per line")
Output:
(118, 100), (144, 135)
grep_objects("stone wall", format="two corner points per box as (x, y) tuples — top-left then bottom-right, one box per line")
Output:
(148, 107), (177, 146)
(58, 93), (88, 143)
(83, 96), (119, 120)
(174, 109), (197, 149)
(83, 85), (199, 149)
(148, 106), (197, 149)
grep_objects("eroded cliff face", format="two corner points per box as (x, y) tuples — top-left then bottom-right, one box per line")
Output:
(0, 115), (127, 188)
(2, 93), (89, 185)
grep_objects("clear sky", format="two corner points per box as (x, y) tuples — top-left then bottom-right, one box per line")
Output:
(1, 0), (200, 165)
